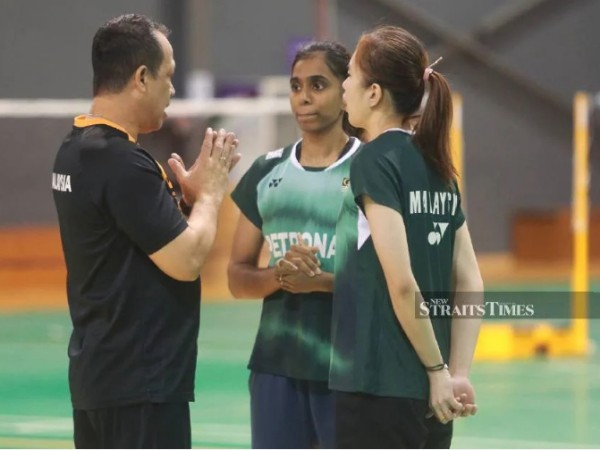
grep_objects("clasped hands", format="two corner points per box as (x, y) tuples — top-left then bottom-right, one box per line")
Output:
(428, 372), (478, 425)
(273, 235), (324, 294)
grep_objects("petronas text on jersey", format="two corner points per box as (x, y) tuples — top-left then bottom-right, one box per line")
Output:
(265, 232), (336, 260)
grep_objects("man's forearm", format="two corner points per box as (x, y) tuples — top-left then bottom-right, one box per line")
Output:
(183, 195), (223, 275)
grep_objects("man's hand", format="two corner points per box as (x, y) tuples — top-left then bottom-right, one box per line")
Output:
(168, 128), (241, 207)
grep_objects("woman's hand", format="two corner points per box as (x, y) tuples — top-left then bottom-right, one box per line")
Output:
(428, 368), (464, 424)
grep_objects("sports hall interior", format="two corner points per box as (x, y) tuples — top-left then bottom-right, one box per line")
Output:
(1, 0), (600, 448)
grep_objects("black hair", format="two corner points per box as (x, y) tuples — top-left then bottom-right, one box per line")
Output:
(292, 41), (361, 138)
(92, 14), (170, 96)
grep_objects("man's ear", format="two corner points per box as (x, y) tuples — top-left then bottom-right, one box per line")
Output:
(368, 83), (384, 108)
(133, 66), (148, 91)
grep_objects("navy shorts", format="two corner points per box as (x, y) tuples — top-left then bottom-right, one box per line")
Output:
(249, 371), (335, 448)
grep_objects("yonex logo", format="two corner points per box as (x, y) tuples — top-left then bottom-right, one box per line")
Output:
(269, 178), (283, 188)
(428, 222), (449, 245)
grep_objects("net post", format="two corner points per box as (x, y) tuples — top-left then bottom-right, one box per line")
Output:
(570, 92), (590, 354)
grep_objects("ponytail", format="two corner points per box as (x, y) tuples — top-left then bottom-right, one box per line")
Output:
(413, 72), (456, 184)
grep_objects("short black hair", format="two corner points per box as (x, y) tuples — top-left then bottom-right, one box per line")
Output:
(92, 14), (170, 96)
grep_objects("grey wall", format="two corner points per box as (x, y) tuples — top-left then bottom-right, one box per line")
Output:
(335, 0), (600, 252)
(0, 118), (73, 225)
(208, 0), (316, 83)
(1, 0), (599, 253)
(0, 0), (162, 98)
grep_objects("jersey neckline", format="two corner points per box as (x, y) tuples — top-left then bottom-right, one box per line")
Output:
(73, 115), (137, 143)
(289, 137), (361, 172)
(382, 127), (414, 136)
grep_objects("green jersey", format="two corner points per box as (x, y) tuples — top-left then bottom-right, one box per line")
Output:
(232, 138), (361, 381)
(330, 129), (465, 399)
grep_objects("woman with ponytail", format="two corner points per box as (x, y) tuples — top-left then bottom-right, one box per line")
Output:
(330, 26), (483, 448)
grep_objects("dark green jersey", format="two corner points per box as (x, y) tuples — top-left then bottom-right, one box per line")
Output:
(330, 129), (465, 399)
(231, 138), (361, 381)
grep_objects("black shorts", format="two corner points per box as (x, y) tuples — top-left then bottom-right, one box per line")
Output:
(335, 391), (453, 449)
(73, 402), (191, 449)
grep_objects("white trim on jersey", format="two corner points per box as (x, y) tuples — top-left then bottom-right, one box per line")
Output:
(357, 207), (371, 250)
(289, 139), (304, 170)
(382, 127), (414, 136)
(326, 137), (361, 171)
(289, 137), (362, 172)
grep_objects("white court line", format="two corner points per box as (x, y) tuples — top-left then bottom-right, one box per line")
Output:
(0, 415), (71, 436)
(192, 423), (250, 445)
(3, 415), (598, 448)
(0, 415), (251, 445)
(0, 435), (594, 450)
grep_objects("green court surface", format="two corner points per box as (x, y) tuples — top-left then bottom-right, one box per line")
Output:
(1, 300), (600, 448)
